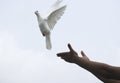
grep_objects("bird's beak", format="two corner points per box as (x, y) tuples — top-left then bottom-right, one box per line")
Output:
(35, 11), (38, 15)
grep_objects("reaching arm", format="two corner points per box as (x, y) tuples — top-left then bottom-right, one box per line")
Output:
(57, 43), (120, 83)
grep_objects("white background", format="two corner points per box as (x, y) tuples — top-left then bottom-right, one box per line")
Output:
(0, 0), (120, 83)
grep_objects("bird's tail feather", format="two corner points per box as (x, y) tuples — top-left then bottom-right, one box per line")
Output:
(46, 35), (52, 50)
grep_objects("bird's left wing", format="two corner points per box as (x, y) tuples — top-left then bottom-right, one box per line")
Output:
(46, 5), (66, 30)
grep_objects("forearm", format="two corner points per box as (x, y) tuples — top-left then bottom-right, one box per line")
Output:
(94, 74), (120, 83)
(73, 57), (106, 72)
(91, 62), (120, 80)
(74, 57), (120, 80)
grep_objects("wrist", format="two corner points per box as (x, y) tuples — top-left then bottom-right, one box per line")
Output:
(74, 57), (90, 67)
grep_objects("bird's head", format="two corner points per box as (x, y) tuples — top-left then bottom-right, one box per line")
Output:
(35, 11), (39, 16)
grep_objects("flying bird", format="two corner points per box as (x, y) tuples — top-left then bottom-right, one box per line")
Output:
(35, 0), (67, 50)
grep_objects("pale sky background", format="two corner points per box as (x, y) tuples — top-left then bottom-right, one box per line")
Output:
(0, 0), (120, 83)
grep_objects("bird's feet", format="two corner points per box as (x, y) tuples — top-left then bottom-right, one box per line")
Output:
(43, 33), (45, 36)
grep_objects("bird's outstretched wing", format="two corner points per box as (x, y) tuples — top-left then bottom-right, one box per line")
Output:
(47, 5), (66, 29)
(46, 0), (63, 17)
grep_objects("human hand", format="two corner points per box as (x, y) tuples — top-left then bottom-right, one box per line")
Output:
(57, 43), (79, 63)
(57, 43), (90, 63)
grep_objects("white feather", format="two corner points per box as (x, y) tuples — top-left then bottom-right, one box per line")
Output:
(46, 5), (66, 29)
(46, 34), (52, 49)
(45, 0), (63, 17)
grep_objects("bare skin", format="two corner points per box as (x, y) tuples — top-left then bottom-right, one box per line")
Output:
(57, 44), (120, 83)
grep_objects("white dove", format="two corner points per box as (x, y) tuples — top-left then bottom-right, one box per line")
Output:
(35, 0), (66, 50)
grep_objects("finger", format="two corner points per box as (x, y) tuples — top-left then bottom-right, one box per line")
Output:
(68, 43), (74, 52)
(56, 52), (69, 57)
(81, 50), (86, 57)
(57, 53), (62, 57)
